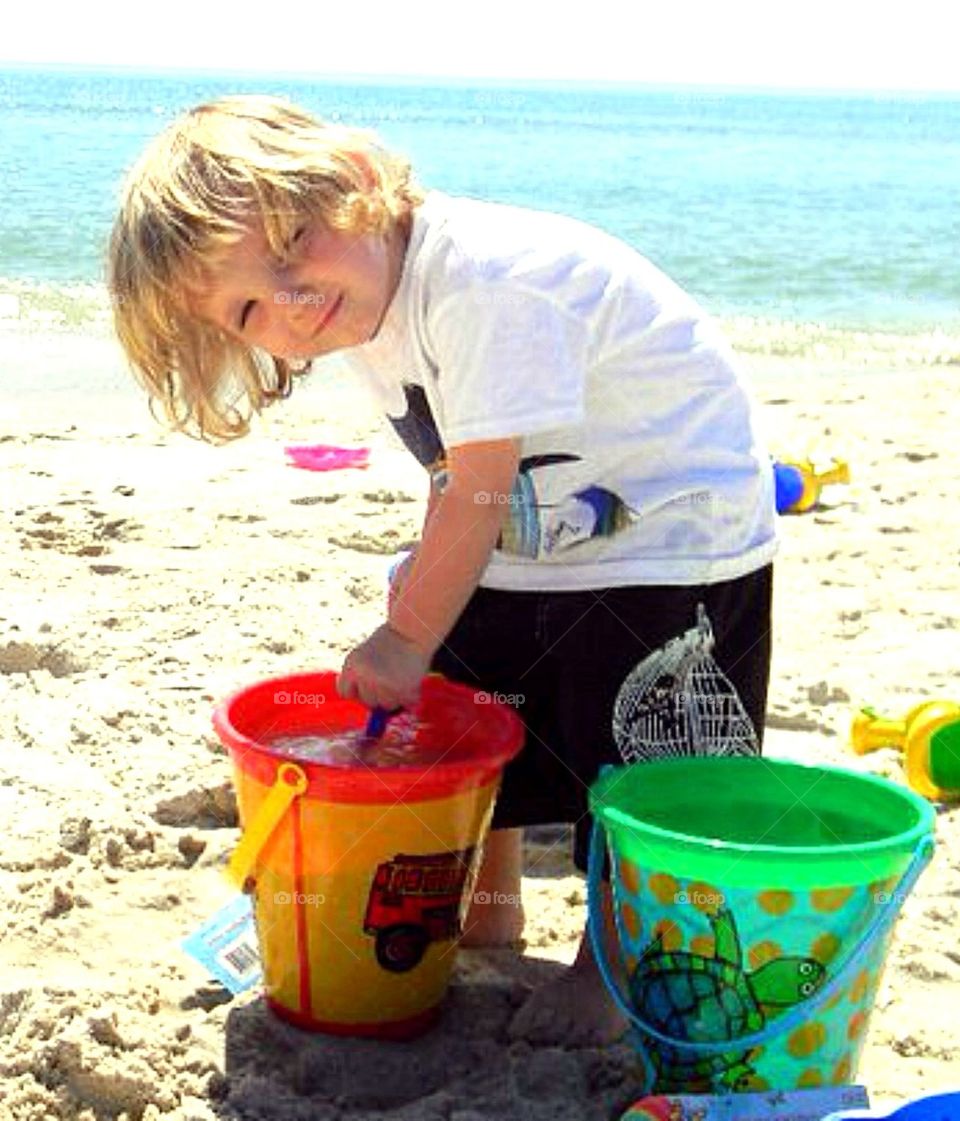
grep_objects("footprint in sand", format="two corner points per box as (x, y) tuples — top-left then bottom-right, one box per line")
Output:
(151, 782), (238, 830)
(329, 529), (402, 555)
(361, 489), (418, 504)
(290, 494), (344, 506)
(0, 641), (85, 677)
(19, 506), (139, 558)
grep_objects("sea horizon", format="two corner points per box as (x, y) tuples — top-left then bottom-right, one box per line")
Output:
(3, 65), (959, 343)
(4, 60), (960, 100)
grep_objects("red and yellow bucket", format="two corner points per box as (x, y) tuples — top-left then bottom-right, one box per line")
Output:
(213, 671), (523, 1039)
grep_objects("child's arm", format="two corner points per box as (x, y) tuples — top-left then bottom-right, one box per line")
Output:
(338, 437), (521, 708)
(392, 437), (520, 651)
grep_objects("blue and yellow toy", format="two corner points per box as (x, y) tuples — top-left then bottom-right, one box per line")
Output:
(774, 457), (851, 514)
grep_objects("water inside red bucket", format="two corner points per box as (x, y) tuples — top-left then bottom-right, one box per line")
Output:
(266, 713), (442, 768)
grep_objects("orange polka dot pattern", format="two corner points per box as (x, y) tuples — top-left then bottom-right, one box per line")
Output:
(604, 855), (900, 1092)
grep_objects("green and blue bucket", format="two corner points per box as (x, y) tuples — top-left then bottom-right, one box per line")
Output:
(588, 757), (935, 1094)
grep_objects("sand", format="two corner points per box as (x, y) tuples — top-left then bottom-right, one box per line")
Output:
(1, 320), (958, 1120)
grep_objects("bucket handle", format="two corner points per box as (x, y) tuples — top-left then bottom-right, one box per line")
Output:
(225, 762), (308, 891)
(587, 815), (934, 1073)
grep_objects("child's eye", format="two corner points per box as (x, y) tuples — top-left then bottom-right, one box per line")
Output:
(282, 226), (306, 256)
(239, 300), (255, 331)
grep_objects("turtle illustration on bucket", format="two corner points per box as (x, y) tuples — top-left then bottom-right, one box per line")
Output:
(629, 906), (826, 1092)
(364, 847), (476, 972)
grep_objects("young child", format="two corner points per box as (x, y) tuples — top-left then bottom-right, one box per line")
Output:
(109, 94), (777, 1048)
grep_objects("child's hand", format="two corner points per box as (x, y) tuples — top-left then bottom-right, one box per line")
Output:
(337, 623), (432, 709)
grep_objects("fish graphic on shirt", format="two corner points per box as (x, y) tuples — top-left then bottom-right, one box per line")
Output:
(386, 393), (633, 559)
(497, 454), (634, 558)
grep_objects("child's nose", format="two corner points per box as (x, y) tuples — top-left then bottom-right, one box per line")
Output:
(290, 292), (312, 320)
(285, 289), (317, 328)
(258, 292), (302, 352)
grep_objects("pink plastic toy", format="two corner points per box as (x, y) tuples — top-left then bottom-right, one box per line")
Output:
(284, 445), (370, 472)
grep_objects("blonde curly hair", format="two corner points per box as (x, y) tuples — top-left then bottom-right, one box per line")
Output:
(108, 94), (424, 441)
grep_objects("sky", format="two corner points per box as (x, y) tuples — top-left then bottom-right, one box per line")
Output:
(2, 0), (958, 93)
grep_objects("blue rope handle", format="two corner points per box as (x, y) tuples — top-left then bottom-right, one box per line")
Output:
(587, 816), (934, 1064)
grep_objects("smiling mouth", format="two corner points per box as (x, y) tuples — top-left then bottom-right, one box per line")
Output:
(312, 293), (342, 339)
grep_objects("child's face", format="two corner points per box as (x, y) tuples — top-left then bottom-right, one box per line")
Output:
(194, 215), (407, 361)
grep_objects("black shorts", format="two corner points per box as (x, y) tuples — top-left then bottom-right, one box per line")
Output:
(430, 564), (773, 873)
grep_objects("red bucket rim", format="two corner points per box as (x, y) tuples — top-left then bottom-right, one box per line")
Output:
(212, 670), (525, 803)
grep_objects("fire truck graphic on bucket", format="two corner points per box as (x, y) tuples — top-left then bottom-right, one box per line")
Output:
(364, 847), (476, 972)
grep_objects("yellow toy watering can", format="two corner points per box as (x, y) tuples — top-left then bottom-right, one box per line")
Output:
(851, 701), (960, 801)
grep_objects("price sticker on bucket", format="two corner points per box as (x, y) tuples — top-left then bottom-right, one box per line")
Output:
(181, 894), (262, 995)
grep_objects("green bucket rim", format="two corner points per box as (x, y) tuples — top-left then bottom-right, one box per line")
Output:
(590, 757), (936, 888)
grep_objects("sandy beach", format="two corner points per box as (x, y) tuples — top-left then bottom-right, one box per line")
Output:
(1, 317), (958, 1120)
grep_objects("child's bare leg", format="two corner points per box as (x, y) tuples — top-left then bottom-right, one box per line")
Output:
(508, 879), (627, 1046)
(460, 827), (524, 947)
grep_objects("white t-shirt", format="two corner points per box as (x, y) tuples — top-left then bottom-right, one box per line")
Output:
(339, 192), (777, 591)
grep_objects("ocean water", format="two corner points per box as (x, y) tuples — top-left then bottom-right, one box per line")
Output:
(2, 65), (959, 342)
